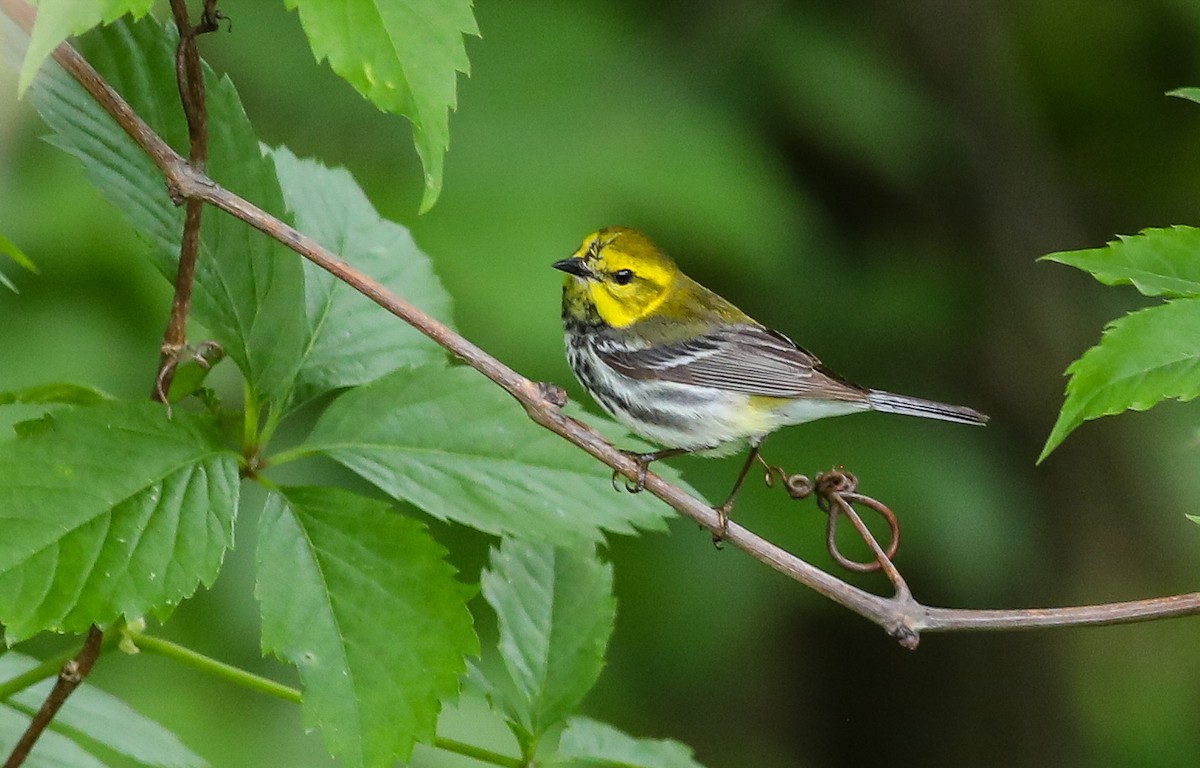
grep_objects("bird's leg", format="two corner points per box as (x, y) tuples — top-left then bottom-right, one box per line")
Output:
(712, 442), (763, 545)
(612, 447), (692, 493)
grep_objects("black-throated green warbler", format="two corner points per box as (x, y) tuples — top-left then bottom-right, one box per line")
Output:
(553, 226), (987, 538)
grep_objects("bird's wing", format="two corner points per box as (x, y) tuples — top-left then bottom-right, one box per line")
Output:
(596, 324), (867, 400)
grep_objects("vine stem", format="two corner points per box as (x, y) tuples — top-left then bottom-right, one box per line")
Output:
(128, 632), (523, 768)
(2, 626), (104, 768)
(1, 0), (1199, 652)
(152, 0), (217, 404)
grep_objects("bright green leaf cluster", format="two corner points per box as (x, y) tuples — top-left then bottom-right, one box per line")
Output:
(0, 11), (698, 768)
(1041, 226), (1200, 460)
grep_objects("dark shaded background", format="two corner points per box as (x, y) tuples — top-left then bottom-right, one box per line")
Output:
(3, 1), (1200, 766)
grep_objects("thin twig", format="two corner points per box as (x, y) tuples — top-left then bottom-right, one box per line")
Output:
(3, 0), (1200, 648)
(153, 0), (217, 403)
(2, 626), (104, 768)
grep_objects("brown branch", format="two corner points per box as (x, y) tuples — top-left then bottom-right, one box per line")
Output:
(153, 0), (218, 403)
(4, 0), (1200, 648)
(2, 626), (104, 768)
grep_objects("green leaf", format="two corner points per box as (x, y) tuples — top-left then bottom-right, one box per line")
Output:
(0, 382), (111, 407)
(548, 717), (706, 768)
(269, 146), (453, 407)
(0, 401), (239, 642)
(284, 0), (478, 211)
(29, 20), (184, 272)
(0, 232), (37, 292)
(1, 652), (206, 768)
(18, 0), (155, 92)
(30, 18), (309, 399)
(1167, 87), (1200, 105)
(304, 364), (674, 542)
(1042, 226), (1200, 298)
(256, 486), (477, 768)
(1040, 299), (1200, 461)
(480, 540), (614, 742)
(0, 232), (34, 272)
(0, 706), (108, 768)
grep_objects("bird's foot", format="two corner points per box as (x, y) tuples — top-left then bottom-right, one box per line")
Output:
(611, 450), (654, 494)
(710, 501), (733, 549)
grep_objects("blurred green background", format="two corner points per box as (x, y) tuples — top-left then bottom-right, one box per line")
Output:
(4, 1), (1200, 766)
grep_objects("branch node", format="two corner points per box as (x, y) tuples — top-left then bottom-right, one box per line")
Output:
(536, 381), (568, 408)
(890, 623), (921, 650)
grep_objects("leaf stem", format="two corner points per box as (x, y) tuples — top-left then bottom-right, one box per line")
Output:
(128, 632), (301, 703)
(261, 444), (316, 468)
(127, 631), (522, 767)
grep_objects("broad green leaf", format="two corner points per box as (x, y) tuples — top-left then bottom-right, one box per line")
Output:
(30, 19), (308, 399)
(481, 540), (614, 741)
(0, 706), (108, 768)
(284, 0), (478, 211)
(0, 232), (37, 292)
(0, 401), (239, 642)
(1042, 227), (1200, 298)
(1167, 87), (1200, 105)
(304, 364), (674, 542)
(18, 0), (155, 92)
(256, 487), (476, 767)
(1, 652), (206, 768)
(1041, 299), (1200, 461)
(0, 382), (111, 407)
(548, 717), (706, 768)
(269, 146), (453, 407)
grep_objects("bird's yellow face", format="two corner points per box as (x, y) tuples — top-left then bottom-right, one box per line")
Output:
(553, 227), (679, 328)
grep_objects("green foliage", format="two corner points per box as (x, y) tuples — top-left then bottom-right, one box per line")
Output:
(480, 540), (615, 747)
(304, 363), (673, 542)
(256, 486), (476, 768)
(0, 10), (703, 766)
(284, 0), (478, 211)
(1041, 226), (1200, 460)
(269, 145), (454, 409)
(34, 19), (308, 401)
(550, 717), (706, 768)
(0, 382), (111, 406)
(18, 0), (154, 91)
(0, 231), (36, 292)
(470, 542), (704, 767)
(0, 401), (239, 642)
(1, 652), (206, 768)
(1167, 87), (1200, 105)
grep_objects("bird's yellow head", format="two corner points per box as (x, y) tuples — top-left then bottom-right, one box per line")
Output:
(553, 227), (680, 328)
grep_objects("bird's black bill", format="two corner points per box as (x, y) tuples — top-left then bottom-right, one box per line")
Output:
(552, 257), (591, 277)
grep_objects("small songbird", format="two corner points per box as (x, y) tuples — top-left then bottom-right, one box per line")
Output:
(553, 226), (987, 539)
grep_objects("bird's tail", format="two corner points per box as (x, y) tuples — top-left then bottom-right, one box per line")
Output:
(867, 390), (988, 426)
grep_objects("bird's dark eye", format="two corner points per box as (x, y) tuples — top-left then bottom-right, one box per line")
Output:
(613, 269), (634, 285)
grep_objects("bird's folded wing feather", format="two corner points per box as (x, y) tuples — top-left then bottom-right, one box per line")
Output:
(596, 325), (867, 401)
